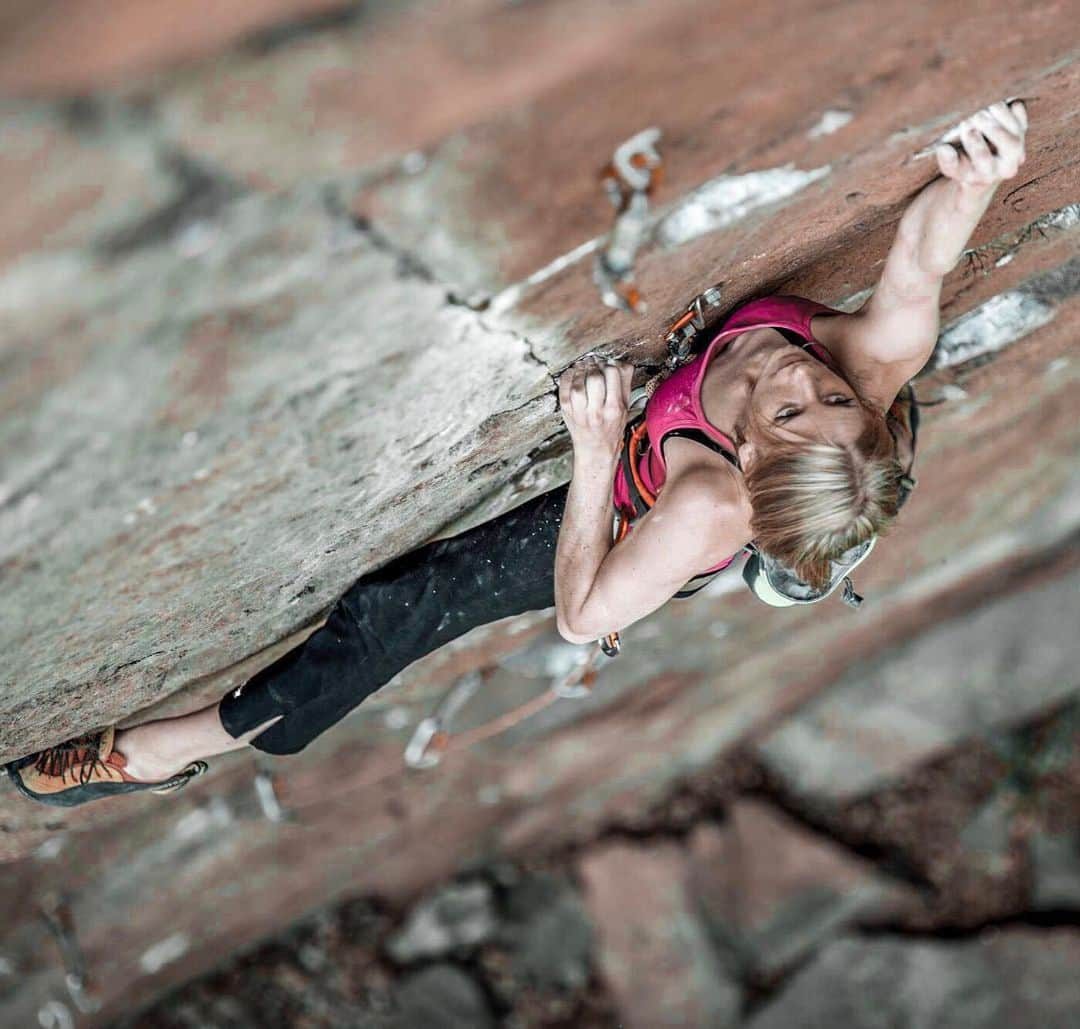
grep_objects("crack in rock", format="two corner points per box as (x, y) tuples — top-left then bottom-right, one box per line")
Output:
(98, 148), (246, 258)
(475, 315), (557, 384)
(348, 211), (437, 282)
(961, 202), (1080, 276)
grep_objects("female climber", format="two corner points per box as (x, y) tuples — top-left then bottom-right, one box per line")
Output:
(8, 99), (1028, 806)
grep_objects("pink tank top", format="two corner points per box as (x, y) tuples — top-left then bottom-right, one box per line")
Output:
(612, 293), (848, 573)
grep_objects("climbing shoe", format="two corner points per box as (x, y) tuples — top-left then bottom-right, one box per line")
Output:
(5, 726), (207, 808)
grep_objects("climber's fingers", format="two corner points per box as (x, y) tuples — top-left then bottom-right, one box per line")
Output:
(558, 356), (633, 453)
(601, 361), (626, 413)
(973, 108), (1024, 173)
(558, 363), (583, 418)
(618, 359), (634, 406)
(988, 100), (1024, 138)
(1012, 99), (1028, 132)
(584, 356), (607, 408)
(558, 356), (602, 417)
(935, 100), (1027, 188)
(960, 119), (996, 178)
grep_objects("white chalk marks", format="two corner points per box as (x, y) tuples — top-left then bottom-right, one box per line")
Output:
(657, 164), (831, 248)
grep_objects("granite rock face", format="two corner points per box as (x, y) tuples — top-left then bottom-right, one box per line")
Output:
(0, 1), (1078, 1026)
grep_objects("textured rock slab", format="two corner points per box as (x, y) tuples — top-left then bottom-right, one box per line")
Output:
(0, 7), (1078, 1027)
(578, 840), (741, 1029)
(686, 800), (912, 980)
(755, 564), (1080, 804)
(0, 187), (556, 758)
(745, 930), (1080, 1029)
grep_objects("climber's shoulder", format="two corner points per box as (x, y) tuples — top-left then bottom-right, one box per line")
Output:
(654, 441), (750, 544)
(810, 285), (941, 412)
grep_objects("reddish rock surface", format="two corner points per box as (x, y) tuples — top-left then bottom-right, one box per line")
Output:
(0, 0), (352, 94)
(579, 840), (741, 1028)
(686, 800), (914, 980)
(0, 0), (1077, 1025)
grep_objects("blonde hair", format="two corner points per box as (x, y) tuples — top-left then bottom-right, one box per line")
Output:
(743, 403), (901, 591)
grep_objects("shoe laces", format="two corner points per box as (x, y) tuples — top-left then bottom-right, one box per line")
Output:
(33, 732), (111, 785)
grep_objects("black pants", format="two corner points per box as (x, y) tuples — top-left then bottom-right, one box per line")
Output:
(218, 485), (569, 754)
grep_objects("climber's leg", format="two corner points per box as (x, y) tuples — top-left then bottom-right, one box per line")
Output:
(7, 485), (569, 805)
(218, 483), (568, 755)
(112, 710), (283, 782)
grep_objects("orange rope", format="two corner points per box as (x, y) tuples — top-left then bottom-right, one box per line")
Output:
(627, 420), (656, 507)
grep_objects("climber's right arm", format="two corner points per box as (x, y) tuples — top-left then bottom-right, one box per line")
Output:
(812, 100), (1028, 410)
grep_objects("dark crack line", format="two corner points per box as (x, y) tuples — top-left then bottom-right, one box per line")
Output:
(97, 147), (246, 259)
(855, 909), (1080, 940)
(321, 188), (439, 284)
(959, 201), (1080, 280)
(103, 649), (168, 677)
(472, 314), (558, 386)
(323, 190), (560, 383)
(497, 392), (553, 420)
(723, 754), (935, 891)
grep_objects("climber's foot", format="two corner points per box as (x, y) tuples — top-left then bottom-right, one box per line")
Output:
(5, 726), (208, 807)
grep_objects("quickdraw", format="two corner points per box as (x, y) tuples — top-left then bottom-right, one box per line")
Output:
(655, 283), (725, 387)
(594, 127), (664, 313)
(404, 645), (613, 770)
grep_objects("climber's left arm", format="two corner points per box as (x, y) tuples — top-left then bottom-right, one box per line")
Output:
(812, 99), (1028, 411)
(553, 356), (634, 642)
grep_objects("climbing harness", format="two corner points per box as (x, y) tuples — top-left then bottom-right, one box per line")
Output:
(598, 281), (728, 655)
(594, 127), (664, 313)
(404, 645), (612, 770)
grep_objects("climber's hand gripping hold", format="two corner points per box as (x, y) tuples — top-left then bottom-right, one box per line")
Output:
(933, 100), (1027, 190)
(557, 355), (634, 460)
(813, 98), (1030, 413)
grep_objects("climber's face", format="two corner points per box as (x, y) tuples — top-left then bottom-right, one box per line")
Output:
(739, 347), (868, 464)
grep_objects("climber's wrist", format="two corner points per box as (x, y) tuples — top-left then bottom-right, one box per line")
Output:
(571, 442), (620, 471)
